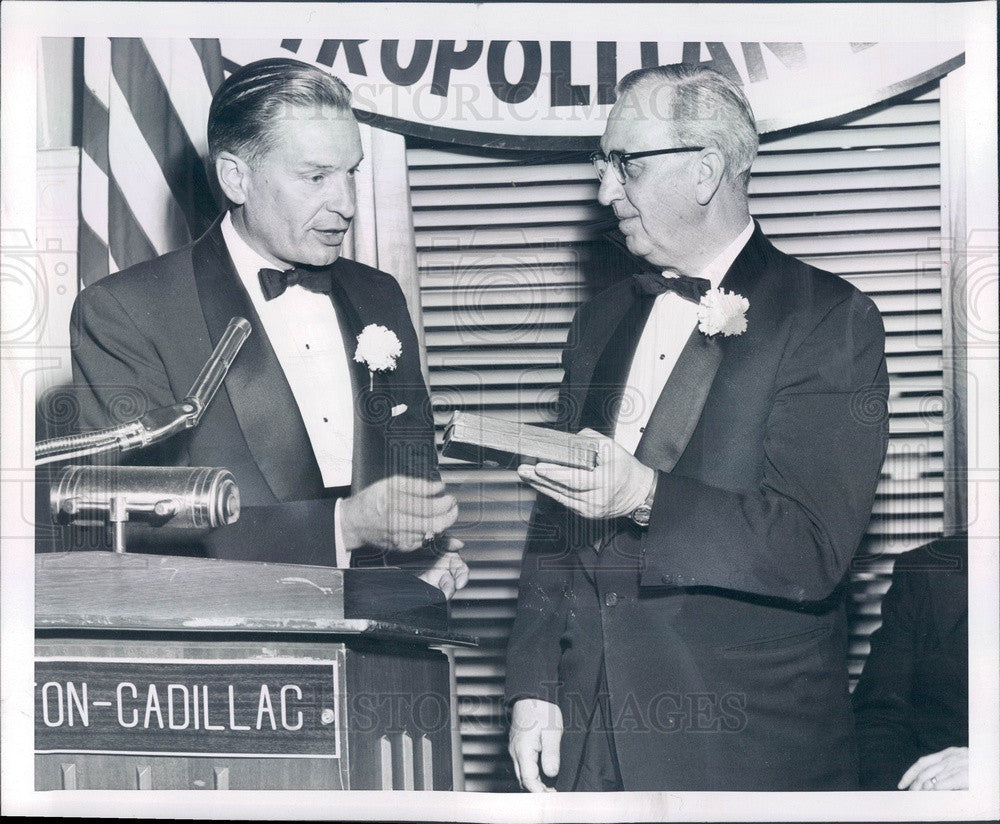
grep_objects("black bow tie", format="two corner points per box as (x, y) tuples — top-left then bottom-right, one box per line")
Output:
(258, 266), (335, 301)
(632, 271), (711, 304)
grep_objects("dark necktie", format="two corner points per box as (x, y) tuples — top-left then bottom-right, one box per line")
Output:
(632, 271), (711, 304)
(258, 266), (334, 300)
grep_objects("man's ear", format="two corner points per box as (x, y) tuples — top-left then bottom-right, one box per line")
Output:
(215, 151), (251, 205)
(694, 147), (725, 206)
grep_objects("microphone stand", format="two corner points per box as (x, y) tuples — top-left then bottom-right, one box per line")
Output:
(36, 317), (251, 466)
(35, 317), (251, 554)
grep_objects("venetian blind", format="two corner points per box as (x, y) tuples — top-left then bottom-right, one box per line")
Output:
(408, 83), (945, 793)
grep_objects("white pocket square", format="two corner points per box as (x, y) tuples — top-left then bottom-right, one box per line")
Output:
(391, 404), (408, 418)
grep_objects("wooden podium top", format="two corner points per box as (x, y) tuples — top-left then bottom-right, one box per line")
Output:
(36, 552), (476, 646)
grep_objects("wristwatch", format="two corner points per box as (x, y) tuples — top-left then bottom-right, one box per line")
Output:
(628, 472), (658, 527)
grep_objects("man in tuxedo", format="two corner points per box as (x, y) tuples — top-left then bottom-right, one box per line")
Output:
(506, 64), (889, 790)
(70, 58), (467, 595)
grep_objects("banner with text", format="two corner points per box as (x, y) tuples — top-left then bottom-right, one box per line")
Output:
(219, 39), (965, 148)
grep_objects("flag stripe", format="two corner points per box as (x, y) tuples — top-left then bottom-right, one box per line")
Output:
(191, 37), (225, 92)
(80, 36), (226, 285)
(81, 85), (110, 177)
(79, 218), (111, 286)
(143, 39), (216, 156)
(80, 152), (110, 247)
(81, 62), (111, 285)
(107, 65), (191, 254)
(107, 79), (187, 257)
(110, 38), (217, 237)
(83, 36), (111, 108)
(108, 173), (158, 270)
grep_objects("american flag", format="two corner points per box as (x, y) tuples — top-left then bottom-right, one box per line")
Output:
(80, 38), (226, 285)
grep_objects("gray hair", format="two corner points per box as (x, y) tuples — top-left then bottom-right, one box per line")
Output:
(617, 64), (759, 188)
(208, 57), (353, 166)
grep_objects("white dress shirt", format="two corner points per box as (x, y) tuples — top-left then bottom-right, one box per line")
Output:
(221, 213), (354, 566)
(613, 220), (755, 455)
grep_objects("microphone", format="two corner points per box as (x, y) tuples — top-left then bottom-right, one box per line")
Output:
(35, 317), (252, 466)
(50, 465), (240, 553)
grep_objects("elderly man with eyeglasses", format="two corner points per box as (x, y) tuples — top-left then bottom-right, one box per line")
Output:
(504, 64), (889, 792)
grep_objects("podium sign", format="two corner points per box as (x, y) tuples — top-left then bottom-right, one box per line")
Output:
(35, 659), (341, 759)
(34, 553), (475, 790)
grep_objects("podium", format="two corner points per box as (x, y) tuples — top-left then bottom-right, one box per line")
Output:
(34, 552), (476, 791)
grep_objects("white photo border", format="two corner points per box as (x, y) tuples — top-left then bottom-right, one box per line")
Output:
(2, 2), (997, 821)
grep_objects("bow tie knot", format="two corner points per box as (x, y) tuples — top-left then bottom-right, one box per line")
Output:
(258, 266), (335, 301)
(632, 271), (711, 304)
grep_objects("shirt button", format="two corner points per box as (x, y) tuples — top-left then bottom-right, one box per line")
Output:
(659, 353), (666, 360)
(639, 426), (645, 433)
(604, 592), (619, 607)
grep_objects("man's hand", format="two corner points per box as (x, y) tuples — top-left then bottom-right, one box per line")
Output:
(898, 746), (969, 791)
(415, 537), (470, 600)
(517, 429), (654, 520)
(509, 698), (563, 792)
(340, 476), (458, 552)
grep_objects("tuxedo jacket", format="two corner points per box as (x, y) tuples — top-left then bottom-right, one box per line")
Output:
(852, 535), (968, 790)
(505, 225), (890, 791)
(69, 217), (436, 565)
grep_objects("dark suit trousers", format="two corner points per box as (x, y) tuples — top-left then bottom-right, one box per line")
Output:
(572, 660), (625, 792)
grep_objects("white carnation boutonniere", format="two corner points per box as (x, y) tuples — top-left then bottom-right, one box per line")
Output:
(354, 324), (402, 391)
(696, 288), (749, 338)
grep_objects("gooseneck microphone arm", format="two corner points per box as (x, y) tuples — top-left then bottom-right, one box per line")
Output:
(35, 317), (252, 466)
(185, 316), (253, 425)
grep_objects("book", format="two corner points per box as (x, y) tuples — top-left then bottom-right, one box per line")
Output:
(441, 411), (599, 470)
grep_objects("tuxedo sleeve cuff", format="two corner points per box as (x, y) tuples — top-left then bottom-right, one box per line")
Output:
(334, 497), (352, 569)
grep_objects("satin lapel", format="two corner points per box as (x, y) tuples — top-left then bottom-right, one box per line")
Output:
(633, 331), (723, 471)
(633, 224), (766, 472)
(325, 261), (385, 494)
(566, 282), (642, 431)
(191, 221), (325, 501)
(572, 282), (648, 581)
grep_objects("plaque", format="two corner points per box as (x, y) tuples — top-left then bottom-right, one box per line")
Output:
(441, 411), (599, 470)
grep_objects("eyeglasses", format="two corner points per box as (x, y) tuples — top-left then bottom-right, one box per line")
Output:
(590, 146), (705, 184)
